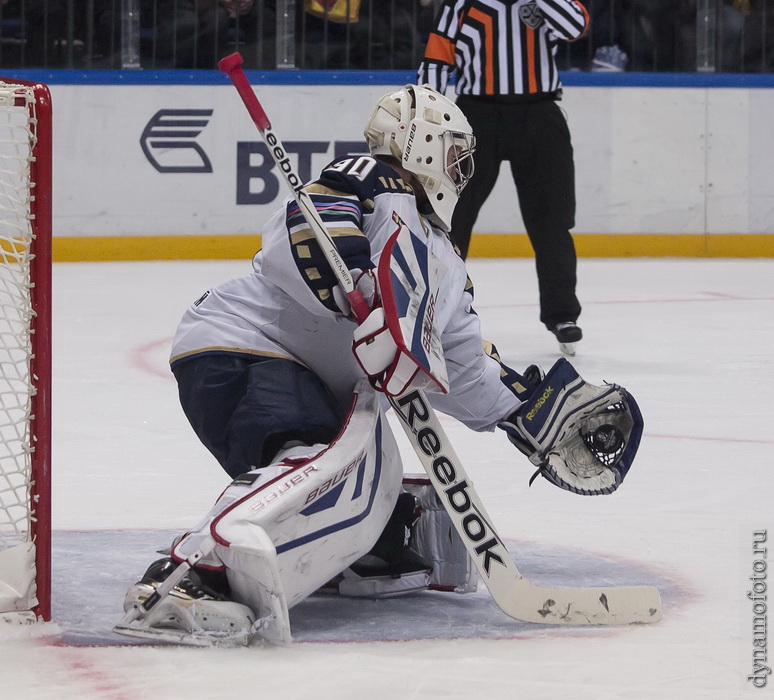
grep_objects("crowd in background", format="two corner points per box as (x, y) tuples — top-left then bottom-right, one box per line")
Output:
(0, 0), (772, 72)
(562, 0), (774, 72)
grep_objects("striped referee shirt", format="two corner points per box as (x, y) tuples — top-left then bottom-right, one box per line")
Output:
(417, 0), (589, 97)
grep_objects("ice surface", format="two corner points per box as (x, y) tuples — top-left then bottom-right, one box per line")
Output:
(2, 258), (772, 699)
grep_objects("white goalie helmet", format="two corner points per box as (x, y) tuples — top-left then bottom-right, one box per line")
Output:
(364, 84), (476, 230)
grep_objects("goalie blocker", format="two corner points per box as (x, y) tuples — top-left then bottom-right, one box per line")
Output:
(499, 358), (643, 496)
(352, 216), (451, 398)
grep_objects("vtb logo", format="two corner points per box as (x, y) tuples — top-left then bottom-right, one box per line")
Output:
(140, 109), (213, 173)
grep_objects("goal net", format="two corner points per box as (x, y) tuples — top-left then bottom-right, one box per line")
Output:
(0, 78), (52, 623)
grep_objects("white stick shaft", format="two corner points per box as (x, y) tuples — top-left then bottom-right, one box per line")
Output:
(219, 53), (370, 320)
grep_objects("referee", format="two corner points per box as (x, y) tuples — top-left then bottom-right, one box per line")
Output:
(417, 0), (589, 354)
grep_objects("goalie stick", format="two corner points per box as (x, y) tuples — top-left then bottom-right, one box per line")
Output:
(215, 53), (662, 626)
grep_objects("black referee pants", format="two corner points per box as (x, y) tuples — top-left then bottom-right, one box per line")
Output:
(451, 96), (581, 330)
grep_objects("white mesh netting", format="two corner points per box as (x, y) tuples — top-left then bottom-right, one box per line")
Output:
(0, 83), (39, 615)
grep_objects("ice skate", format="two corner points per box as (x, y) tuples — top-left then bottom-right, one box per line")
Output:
(113, 558), (255, 647)
(552, 322), (583, 356)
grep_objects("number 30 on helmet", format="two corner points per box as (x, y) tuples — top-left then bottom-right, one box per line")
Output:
(364, 84), (476, 231)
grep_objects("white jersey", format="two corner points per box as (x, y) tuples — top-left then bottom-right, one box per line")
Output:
(170, 155), (522, 431)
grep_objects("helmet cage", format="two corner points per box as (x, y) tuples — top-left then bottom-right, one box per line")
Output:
(365, 85), (476, 230)
(443, 129), (476, 194)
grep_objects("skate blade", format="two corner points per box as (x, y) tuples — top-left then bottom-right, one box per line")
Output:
(559, 342), (577, 356)
(112, 621), (249, 648)
(0, 611), (39, 625)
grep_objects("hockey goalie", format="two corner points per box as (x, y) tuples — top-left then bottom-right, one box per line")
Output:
(114, 84), (644, 647)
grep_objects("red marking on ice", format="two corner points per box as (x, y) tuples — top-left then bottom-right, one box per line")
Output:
(648, 432), (773, 445)
(51, 647), (137, 700)
(130, 337), (174, 380)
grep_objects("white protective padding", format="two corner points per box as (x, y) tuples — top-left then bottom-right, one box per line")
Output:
(376, 220), (450, 395)
(172, 381), (403, 644)
(219, 527), (292, 645)
(403, 475), (478, 594)
(0, 542), (38, 619)
(338, 565), (431, 598)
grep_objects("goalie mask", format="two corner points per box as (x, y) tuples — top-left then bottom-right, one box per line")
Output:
(364, 84), (476, 231)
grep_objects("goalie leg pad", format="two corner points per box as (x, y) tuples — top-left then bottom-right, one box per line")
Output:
(403, 476), (478, 593)
(214, 528), (293, 645)
(175, 382), (403, 644)
(332, 477), (479, 599)
(161, 383), (402, 643)
(338, 562), (432, 598)
(334, 491), (432, 599)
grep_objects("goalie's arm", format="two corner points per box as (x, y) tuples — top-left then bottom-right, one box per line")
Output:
(272, 159), (425, 319)
(420, 288), (524, 431)
(279, 192), (377, 317)
(420, 285), (645, 496)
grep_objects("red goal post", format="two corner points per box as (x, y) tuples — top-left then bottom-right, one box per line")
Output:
(0, 77), (52, 623)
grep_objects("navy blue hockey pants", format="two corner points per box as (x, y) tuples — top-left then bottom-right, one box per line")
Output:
(172, 355), (343, 479)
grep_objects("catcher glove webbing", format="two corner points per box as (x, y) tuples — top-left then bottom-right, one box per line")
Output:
(502, 358), (644, 496)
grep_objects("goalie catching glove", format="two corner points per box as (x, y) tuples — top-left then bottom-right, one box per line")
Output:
(498, 358), (643, 496)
